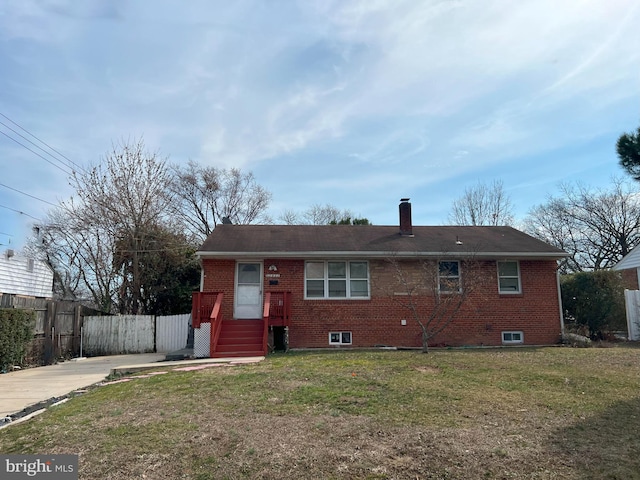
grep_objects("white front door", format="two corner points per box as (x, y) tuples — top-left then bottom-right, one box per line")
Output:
(235, 262), (263, 319)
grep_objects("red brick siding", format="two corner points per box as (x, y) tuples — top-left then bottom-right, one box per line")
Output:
(201, 259), (236, 320)
(200, 258), (563, 348)
(620, 268), (639, 290)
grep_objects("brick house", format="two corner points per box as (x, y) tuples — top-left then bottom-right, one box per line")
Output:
(192, 200), (567, 357)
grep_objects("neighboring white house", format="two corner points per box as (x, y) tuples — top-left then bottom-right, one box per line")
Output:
(0, 249), (54, 299)
(613, 244), (640, 290)
(613, 246), (640, 341)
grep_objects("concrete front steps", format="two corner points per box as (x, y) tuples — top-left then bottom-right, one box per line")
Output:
(212, 319), (265, 358)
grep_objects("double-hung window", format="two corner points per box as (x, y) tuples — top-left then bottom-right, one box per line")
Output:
(498, 261), (521, 294)
(438, 261), (461, 293)
(305, 261), (369, 299)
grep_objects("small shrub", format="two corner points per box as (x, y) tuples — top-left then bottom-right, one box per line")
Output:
(0, 308), (35, 371)
(561, 271), (626, 339)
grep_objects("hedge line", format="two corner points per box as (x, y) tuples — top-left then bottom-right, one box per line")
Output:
(0, 308), (35, 372)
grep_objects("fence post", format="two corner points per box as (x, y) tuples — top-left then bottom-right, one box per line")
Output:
(72, 305), (82, 357)
(43, 301), (56, 365)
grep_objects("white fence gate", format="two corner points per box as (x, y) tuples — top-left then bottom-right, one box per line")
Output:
(623, 290), (640, 341)
(83, 315), (155, 355)
(156, 313), (190, 353)
(82, 313), (191, 355)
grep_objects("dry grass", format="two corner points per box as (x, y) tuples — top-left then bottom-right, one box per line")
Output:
(1, 346), (640, 479)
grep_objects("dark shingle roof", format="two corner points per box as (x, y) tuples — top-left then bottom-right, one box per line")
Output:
(197, 225), (567, 259)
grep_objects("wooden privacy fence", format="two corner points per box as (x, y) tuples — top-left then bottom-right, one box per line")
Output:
(3, 292), (191, 361)
(623, 290), (640, 341)
(0, 295), (102, 365)
(82, 313), (191, 356)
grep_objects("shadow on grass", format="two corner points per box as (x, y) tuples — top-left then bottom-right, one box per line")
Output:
(550, 397), (640, 479)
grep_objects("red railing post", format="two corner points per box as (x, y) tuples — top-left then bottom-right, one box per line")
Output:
(191, 292), (201, 329)
(262, 292), (271, 355)
(284, 291), (291, 327)
(209, 293), (224, 356)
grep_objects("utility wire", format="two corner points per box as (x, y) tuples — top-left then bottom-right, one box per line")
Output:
(0, 130), (72, 175)
(0, 112), (85, 174)
(0, 182), (58, 207)
(0, 231), (13, 237)
(0, 203), (42, 221)
(0, 120), (77, 174)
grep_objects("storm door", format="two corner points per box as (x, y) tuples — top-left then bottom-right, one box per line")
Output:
(234, 262), (263, 319)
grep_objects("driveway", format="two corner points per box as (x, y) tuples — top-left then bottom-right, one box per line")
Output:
(0, 353), (166, 419)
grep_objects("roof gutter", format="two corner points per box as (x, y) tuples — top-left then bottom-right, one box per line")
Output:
(196, 250), (569, 260)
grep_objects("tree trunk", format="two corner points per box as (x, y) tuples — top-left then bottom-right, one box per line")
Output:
(421, 328), (430, 353)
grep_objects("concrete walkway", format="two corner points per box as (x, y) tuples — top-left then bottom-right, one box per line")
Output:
(0, 354), (265, 422)
(0, 353), (165, 419)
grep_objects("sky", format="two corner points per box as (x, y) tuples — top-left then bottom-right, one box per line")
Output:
(0, 0), (639, 251)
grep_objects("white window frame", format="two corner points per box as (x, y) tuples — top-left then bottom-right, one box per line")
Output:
(304, 261), (370, 300)
(497, 260), (521, 294)
(438, 260), (461, 293)
(502, 331), (524, 344)
(329, 331), (352, 345)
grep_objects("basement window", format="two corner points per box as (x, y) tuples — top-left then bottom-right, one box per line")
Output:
(329, 332), (352, 345)
(502, 331), (523, 344)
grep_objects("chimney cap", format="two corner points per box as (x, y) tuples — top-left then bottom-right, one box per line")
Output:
(400, 197), (410, 202)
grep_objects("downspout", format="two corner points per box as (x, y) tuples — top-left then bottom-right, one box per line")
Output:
(199, 257), (205, 292)
(556, 267), (565, 339)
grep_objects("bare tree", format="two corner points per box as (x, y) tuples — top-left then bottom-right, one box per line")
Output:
(72, 139), (174, 314)
(304, 204), (345, 225)
(28, 139), (182, 314)
(170, 162), (272, 242)
(449, 180), (514, 226)
(26, 206), (117, 310)
(523, 178), (640, 272)
(380, 253), (489, 352)
(521, 198), (582, 273)
(278, 208), (300, 225)
(278, 203), (364, 225)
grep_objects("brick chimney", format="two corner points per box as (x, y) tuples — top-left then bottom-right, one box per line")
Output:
(399, 198), (413, 236)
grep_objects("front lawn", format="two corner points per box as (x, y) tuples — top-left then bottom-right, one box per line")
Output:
(1, 346), (639, 479)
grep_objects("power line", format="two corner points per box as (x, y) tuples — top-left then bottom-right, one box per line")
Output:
(0, 112), (85, 174)
(0, 231), (13, 237)
(0, 130), (72, 175)
(0, 182), (57, 207)
(0, 202), (42, 221)
(0, 119), (77, 174)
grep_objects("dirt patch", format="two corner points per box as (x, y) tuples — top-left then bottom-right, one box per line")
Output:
(414, 365), (440, 374)
(73, 409), (575, 479)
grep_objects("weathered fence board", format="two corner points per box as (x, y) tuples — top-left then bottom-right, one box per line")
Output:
(624, 289), (640, 341)
(83, 315), (155, 355)
(155, 313), (190, 353)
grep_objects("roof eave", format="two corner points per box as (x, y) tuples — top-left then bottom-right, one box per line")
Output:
(196, 250), (568, 260)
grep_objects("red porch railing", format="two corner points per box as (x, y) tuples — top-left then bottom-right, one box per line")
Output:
(192, 291), (291, 357)
(268, 291), (291, 327)
(191, 291), (224, 355)
(262, 292), (271, 355)
(191, 292), (223, 329)
(209, 293), (224, 355)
